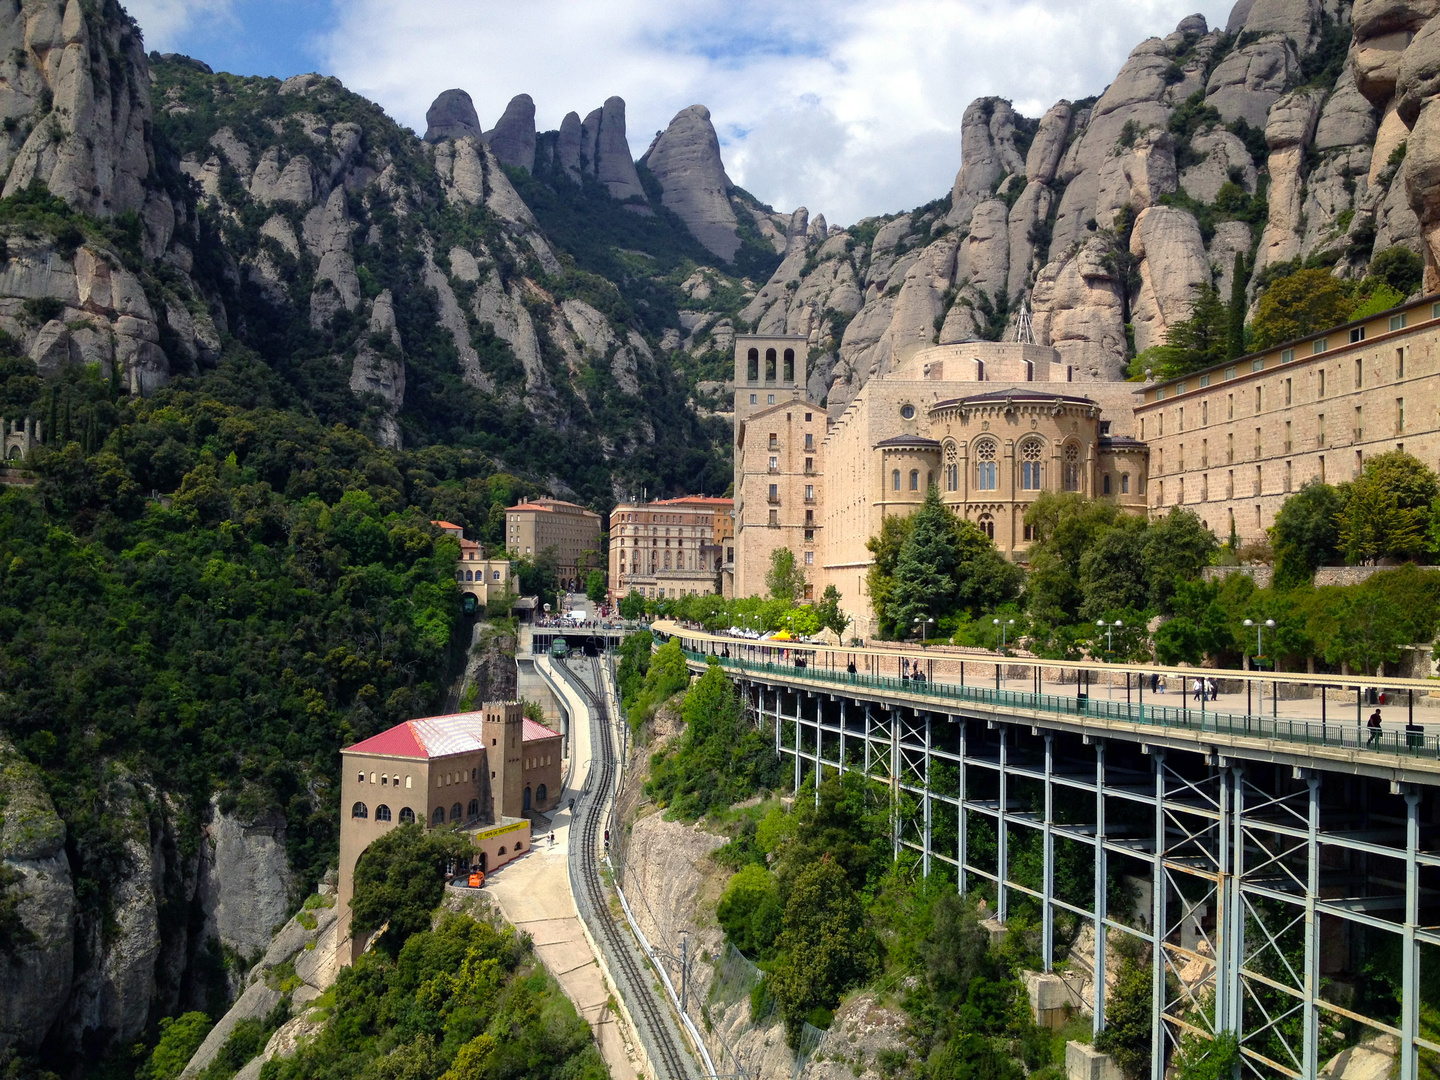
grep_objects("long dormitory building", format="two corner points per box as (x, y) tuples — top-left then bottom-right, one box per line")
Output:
(1137, 294), (1440, 544)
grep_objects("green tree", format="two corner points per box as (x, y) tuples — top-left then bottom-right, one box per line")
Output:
(513, 547), (561, 610)
(618, 589), (646, 619)
(1271, 479), (1344, 586)
(1154, 579), (1236, 665)
(1326, 590), (1406, 675)
(1094, 940), (1153, 1080)
(888, 486), (963, 635)
(814, 584), (849, 636)
(1251, 267), (1355, 348)
(1338, 451), (1437, 564)
(767, 856), (881, 1043)
(767, 547), (807, 601)
(1368, 245), (1424, 297)
(1077, 518), (1149, 619)
(866, 513), (916, 634)
(1142, 281), (1231, 379)
(1024, 493), (1124, 624)
(350, 824), (474, 954)
(1228, 252), (1248, 359)
(716, 864), (783, 958)
(1142, 507), (1219, 612)
(141, 1013), (215, 1080)
(584, 569), (605, 604)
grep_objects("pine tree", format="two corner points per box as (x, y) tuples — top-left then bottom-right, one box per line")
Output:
(1228, 252), (1247, 359)
(887, 486), (960, 636)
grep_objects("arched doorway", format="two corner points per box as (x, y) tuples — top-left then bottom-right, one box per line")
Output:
(478, 851), (487, 871)
(522, 787), (532, 813)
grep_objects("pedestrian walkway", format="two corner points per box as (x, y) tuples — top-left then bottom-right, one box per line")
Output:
(481, 672), (641, 1080)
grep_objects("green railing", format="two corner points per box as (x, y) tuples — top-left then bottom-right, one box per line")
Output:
(679, 647), (1440, 761)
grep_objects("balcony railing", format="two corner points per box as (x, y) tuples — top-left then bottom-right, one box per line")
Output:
(767, 494), (781, 504)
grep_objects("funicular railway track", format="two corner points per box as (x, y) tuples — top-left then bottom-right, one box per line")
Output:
(563, 656), (694, 1080)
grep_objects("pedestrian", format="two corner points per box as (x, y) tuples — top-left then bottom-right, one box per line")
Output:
(1192, 677), (1203, 702)
(1206, 677), (1216, 701)
(1367, 708), (1384, 747)
(1150, 672), (1159, 693)
(847, 660), (856, 676)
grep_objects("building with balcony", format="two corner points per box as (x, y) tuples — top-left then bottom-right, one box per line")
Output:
(607, 495), (733, 602)
(504, 497), (603, 591)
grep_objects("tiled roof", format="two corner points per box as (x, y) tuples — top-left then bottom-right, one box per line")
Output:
(431, 520), (463, 530)
(874, 435), (942, 448)
(651, 496), (734, 507)
(344, 712), (490, 759)
(523, 718), (561, 741)
(933, 390), (1098, 409)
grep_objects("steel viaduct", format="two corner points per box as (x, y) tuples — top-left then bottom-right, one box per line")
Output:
(652, 620), (1440, 1080)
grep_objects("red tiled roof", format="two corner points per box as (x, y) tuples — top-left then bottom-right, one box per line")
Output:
(344, 723), (430, 759)
(651, 496), (734, 507)
(523, 718), (561, 741)
(431, 520), (463, 530)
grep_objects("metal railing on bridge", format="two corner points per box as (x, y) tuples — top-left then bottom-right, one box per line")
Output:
(674, 645), (1440, 762)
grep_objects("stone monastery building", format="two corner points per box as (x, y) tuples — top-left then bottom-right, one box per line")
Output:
(334, 703), (561, 964)
(732, 293), (1440, 637)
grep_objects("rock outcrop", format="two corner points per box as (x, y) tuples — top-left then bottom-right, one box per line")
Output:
(640, 105), (740, 261)
(484, 93), (537, 172)
(0, 742), (74, 1053)
(196, 801), (294, 964)
(349, 290), (405, 448)
(583, 97), (646, 203)
(424, 88), (483, 143)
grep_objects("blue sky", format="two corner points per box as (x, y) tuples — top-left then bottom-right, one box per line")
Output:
(127, 0), (1236, 226)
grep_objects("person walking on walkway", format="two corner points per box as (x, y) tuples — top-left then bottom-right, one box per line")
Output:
(1192, 678), (1203, 702)
(1206, 677), (1217, 701)
(1367, 708), (1384, 747)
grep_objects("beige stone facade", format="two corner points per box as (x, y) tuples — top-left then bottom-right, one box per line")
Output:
(335, 703), (564, 965)
(607, 495), (731, 602)
(734, 337), (1148, 635)
(432, 520), (512, 607)
(1137, 295), (1440, 544)
(504, 497), (602, 590)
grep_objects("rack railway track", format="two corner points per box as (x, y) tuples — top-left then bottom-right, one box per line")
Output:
(564, 656), (695, 1080)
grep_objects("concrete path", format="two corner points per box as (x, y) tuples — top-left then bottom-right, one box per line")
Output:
(482, 671), (641, 1080)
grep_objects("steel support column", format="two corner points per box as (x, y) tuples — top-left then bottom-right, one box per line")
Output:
(998, 725), (1009, 922)
(1152, 750), (1166, 1080)
(891, 707), (901, 859)
(1225, 766), (1245, 1038)
(923, 712), (933, 879)
(1302, 774), (1321, 1079)
(1094, 740), (1108, 1036)
(1043, 732), (1055, 971)
(958, 718), (968, 895)
(1402, 787), (1420, 1079)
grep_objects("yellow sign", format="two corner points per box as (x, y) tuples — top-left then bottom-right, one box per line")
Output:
(474, 820), (528, 840)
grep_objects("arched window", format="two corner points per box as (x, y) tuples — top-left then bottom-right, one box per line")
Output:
(352, 802), (368, 819)
(375, 804), (392, 822)
(399, 807), (415, 824)
(537, 784), (548, 804)
(978, 514), (995, 540)
(432, 807), (445, 825)
(465, 569), (473, 581)
(765, 348), (777, 381)
(909, 469), (919, 491)
(783, 348), (795, 382)
(747, 348), (759, 382)
(468, 798), (480, 819)
(892, 469), (901, 491)
(975, 441), (998, 490)
(1121, 473), (1130, 494)
(1103, 473), (1111, 495)
(498, 847), (507, 855)
(1062, 443), (1080, 492)
(927, 471), (934, 490)
(1020, 440), (1043, 490)
(450, 802), (462, 821)
(523, 787), (532, 813)
(944, 441), (958, 491)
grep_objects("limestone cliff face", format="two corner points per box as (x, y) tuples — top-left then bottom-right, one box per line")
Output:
(483, 93), (537, 172)
(746, 0), (1411, 403)
(196, 801), (294, 965)
(640, 105), (741, 261)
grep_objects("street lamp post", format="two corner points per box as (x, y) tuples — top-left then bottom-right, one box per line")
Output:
(992, 617), (1015, 689)
(914, 616), (935, 644)
(1096, 619), (1123, 697)
(1242, 618), (1277, 718)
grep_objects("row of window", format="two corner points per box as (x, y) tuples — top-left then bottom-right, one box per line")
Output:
(459, 569), (504, 581)
(1156, 400), (1410, 471)
(350, 791), (547, 824)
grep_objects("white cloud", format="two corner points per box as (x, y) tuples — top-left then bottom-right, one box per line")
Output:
(317, 0), (1236, 227)
(123, 0), (235, 52)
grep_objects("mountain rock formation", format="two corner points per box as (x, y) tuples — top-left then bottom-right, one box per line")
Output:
(483, 92), (537, 171)
(641, 105), (742, 260)
(423, 88), (483, 142)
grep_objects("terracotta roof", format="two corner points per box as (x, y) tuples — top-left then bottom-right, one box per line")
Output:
(651, 496), (734, 507)
(458, 538), (481, 549)
(430, 520), (463, 530)
(933, 390), (1098, 409)
(874, 435), (942, 449)
(344, 712), (489, 759)
(523, 718), (561, 741)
